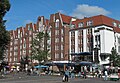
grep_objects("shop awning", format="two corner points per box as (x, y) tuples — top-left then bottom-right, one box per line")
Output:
(75, 61), (92, 66)
(71, 52), (92, 56)
(34, 65), (49, 68)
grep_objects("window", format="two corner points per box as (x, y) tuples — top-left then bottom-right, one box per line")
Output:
(61, 53), (63, 58)
(10, 42), (13, 46)
(55, 38), (59, 43)
(118, 46), (120, 52)
(119, 24), (120, 28)
(23, 43), (26, 48)
(55, 45), (59, 50)
(118, 37), (120, 44)
(71, 32), (75, 37)
(55, 19), (59, 28)
(61, 45), (63, 50)
(87, 20), (93, 26)
(71, 40), (75, 45)
(61, 29), (64, 34)
(21, 40), (22, 43)
(21, 33), (22, 37)
(55, 53), (59, 59)
(113, 22), (117, 27)
(28, 25), (32, 30)
(55, 30), (59, 35)
(78, 22), (84, 27)
(29, 37), (32, 41)
(61, 37), (63, 42)
(70, 24), (75, 28)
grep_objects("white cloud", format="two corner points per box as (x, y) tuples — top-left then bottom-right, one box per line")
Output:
(24, 20), (33, 25)
(72, 4), (110, 19)
(58, 10), (66, 14)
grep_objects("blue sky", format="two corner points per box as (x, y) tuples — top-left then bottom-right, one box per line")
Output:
(4, 0), (120, 30)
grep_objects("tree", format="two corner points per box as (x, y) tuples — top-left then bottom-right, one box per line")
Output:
(20, 56), (29, 70)
(0, 0), (10, 60)
(31, 31), (50, 64)
(110, 47), (120, 67)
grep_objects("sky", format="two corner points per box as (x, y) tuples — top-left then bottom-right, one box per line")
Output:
(4, 0), (120, 30)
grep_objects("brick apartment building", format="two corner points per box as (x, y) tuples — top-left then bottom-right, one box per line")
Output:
(6, 16), (50, 68)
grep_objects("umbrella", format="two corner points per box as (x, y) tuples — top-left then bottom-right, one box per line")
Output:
(11, 66), (16, 69)
(34, 65), (49, 68)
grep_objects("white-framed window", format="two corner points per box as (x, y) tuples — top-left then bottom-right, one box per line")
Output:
(23, 43), (26, 48)
(87, 20), (93, 26)
(71, 40), (75, 45)
(61, 44), (63, 50)
(55, 45), (59, 50)
(29, 37), (32, 41)
(70, 24), (75, 28)
(61, 53), (63, 58)
(15, 39), (18, 44)
(118, 46), (120, 52)
(113, 22), (117, 27)
(55, 38), (59, 43)
(118, 37), (120, 44)
(118, 24), (120, 28)
(55, 30), (59, 35)
(10, 52), (12, 56)
(21, 32), (22, 37)
(9, 58), (12, 62)
(78, 22), (84, 27)
(10, 42), (13, 46)
(61, 37), (63, 42)
(29, 31), (32, 35)
(55, 19), (59, 28)
(61, 29), (64, 34)
(20, 40), (22, 43)
(55, 53), (59, 59)
(71, 31), (75, 37)
(29, 50), (31, 53)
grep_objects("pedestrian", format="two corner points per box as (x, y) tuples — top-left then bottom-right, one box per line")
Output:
(83, 70), (87, 79)
(104, 70), (108, 81)
(78, 71), (81, 77)
(63, 68), (69, 82)
(98, 70), (102, 78)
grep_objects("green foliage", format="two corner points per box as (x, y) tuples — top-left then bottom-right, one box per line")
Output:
(31, 31), (50, 64)
(110, 47), (120, 67)
(0, 0), (10, 60)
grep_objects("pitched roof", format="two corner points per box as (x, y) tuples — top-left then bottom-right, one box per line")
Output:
(60, 13), (72, 24)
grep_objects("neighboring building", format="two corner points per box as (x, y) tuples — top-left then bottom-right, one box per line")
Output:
(7, 16), (50, 68)
(69, 15), (120, 65)
(50, 12), (71, 62)
(7, 23), (37, 67)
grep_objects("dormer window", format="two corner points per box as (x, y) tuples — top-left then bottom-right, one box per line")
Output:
(70, 24), (75, 28)
(28, 25), (32, 30)
(113, 22), (117, 27)
(78, 22), (84, 28)
(87, 20), (93, 26)
(118, 24), (120, 28)
(55, 19), (59, 28)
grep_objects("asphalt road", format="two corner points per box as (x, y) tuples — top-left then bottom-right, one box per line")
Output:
(0, 72), (120, 83)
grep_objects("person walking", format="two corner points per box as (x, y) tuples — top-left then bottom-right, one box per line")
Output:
(104, 70), (108, 81)
(83, 70), (87, 79)
(98, 70), (102, 78)
(63, 68), (69, 82)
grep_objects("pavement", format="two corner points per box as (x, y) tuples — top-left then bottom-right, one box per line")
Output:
(0, 72), (120, 83)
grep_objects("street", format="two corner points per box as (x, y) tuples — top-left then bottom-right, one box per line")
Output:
(0, 72), (120, 83)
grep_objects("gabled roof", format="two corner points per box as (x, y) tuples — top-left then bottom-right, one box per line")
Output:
(60, 13), (72, 24)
